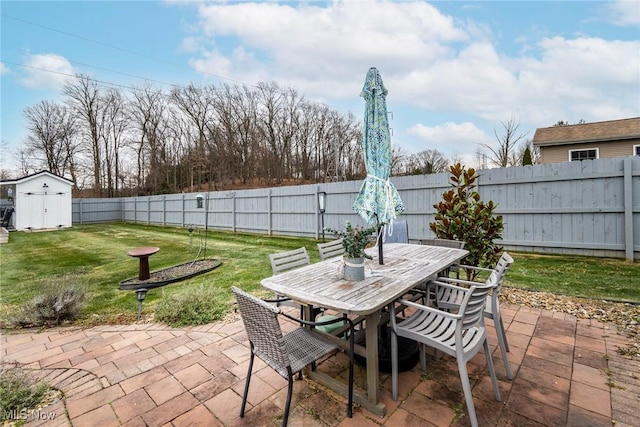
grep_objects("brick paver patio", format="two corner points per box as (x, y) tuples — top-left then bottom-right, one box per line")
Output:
(1, 303), (638, 426)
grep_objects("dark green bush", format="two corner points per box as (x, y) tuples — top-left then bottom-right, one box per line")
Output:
(154, 285), (230, 327)
(0, 367), (50, 421)
(430, 163), (504, 279)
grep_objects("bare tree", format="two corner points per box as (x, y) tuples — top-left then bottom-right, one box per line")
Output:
(482, 116), (529, 167)
(23, 100), (79, 179)
(407, 149), (449, 175)
(130, 83), (172, 194)
(100, 88), (129, 196)
(63, 75), (104, 194)
(170, 84), (216, 190)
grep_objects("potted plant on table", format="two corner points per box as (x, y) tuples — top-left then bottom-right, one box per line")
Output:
(325, 221), (379, 281)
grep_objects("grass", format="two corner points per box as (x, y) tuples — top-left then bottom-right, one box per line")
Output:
(0, 223), (321, 326)
(504, 252), (639, 302)
(0, 367), (50, 422)
(0, 223), (638, 327)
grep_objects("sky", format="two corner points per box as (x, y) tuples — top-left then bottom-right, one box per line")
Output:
(1, 0), (639, 173)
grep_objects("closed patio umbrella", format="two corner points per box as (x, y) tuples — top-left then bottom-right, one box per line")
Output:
(353, 67), (405, 264)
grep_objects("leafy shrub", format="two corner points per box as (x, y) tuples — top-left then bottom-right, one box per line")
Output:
(10, 281), (86, 328)
(430, 163), (504, 279)
(325, 221), (379, 259)
(0, 367), (50, 421)
(154, 285), (230, 327)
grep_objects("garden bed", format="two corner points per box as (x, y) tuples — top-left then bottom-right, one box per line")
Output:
(119, 258), (222, 290)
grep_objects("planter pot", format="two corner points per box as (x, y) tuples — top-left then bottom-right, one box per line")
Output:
(343, 257), (365, 281)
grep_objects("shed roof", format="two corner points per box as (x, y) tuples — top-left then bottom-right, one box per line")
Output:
(0, 170), (73, 185)
(532, 117), (640, 147)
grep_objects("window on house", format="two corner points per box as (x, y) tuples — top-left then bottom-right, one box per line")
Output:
(634, 145), (640, 156)
(569, 148), (598, 161)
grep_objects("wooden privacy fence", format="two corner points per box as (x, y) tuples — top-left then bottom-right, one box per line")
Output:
(73, 157), (640, 261)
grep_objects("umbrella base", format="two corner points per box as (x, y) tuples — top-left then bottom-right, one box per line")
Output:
(354, 326), (419, 373)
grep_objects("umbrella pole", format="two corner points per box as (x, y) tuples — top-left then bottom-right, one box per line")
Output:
(377, 220), (384, 265)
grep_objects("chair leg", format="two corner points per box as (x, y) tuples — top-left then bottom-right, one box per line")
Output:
(456, 357), (479, 427)
(499, 315), (510, 352)
(419, 342), (426, 369)
(391, 329), (399, 401)
(347, 336), (354, 417)
(494, 316), (513, 380)
(240, 350), (255, 417)
(484, 338), (501, 401)
(282, 370), (294, 427)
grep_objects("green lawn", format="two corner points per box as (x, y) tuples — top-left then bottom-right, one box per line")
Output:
(0, 223), (637, 327)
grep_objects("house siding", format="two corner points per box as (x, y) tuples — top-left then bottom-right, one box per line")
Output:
(541, 139), (640, 163)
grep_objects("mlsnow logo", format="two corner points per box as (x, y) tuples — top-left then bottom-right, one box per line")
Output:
(3, 408), (57, 421)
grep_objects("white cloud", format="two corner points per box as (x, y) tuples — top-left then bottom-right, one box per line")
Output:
(405, 121), (493, 155)
(0, 63), (9, 75)
(193, 1), (467, 93)
(179, 1), (639, 156)
(20, 53), (74, 90)
(608, 0), (640, 26)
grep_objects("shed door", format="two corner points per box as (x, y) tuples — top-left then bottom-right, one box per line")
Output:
(23, 193), (44, 229)
(23, 192), (63, 229)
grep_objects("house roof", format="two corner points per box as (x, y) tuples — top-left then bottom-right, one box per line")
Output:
(0, 170), (73, 185)
(532, 117), (640, 147)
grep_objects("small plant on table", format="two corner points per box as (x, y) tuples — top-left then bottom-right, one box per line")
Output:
(325, 221), (379, 260)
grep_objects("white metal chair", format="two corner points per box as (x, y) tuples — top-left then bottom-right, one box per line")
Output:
(317, 238), (344, 260)
(232, 286), (354, 426)
(390, 281), (501, 427)
(419, 238), (466, 278)
(436, 252), (514, 379)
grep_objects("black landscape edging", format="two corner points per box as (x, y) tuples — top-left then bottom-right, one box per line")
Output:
(119, 259), (222, 291)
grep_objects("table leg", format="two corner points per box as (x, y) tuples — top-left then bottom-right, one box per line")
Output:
(365, 311), (380, 404)
(138, 256), (150, 280)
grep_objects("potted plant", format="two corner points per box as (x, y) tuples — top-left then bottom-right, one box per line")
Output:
(325, 221), (379, 281)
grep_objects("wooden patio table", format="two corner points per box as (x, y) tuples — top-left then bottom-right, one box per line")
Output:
(260, 242), (468, 416)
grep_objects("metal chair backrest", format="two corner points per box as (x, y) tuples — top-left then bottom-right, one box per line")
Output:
(382, 220), (408, 244)
(1, 207), (14, 228)
(269, 247), (310, 275)
(488, 252), (514, 295)
(460, 281), (494, 330)
(419, 238), (465, 249)
(317, 238), (344, 260)
(231, 286), (290, 372)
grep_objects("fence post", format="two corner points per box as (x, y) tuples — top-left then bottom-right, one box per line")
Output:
(232, 193), (237, 233)
(268, 189), (272, 236)
(623, 157), (634, 261)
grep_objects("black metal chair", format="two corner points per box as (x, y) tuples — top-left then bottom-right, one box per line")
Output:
(232, 286), (354, 427)
(1, 207), (14, 228)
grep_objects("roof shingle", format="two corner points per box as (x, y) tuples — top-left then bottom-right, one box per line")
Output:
(532, 117), (640, 146)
